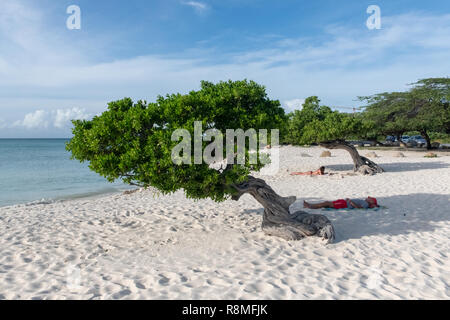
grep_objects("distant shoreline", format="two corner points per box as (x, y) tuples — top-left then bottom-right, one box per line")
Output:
(0, 185), (136, 209)
(0, 139), (133, 208)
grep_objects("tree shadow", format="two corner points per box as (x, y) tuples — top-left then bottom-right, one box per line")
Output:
(242, 208), (264, 215)
(378, 161), (450, 172)
(298, 193), (450, 243)
(325, 161), (450, 173)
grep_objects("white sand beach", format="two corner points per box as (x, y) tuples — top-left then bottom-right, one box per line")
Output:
(0, 146), (449, 300)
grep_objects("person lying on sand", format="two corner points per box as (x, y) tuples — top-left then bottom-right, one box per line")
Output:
(304, 197), (379, 209)
(291, 166), (325, 176)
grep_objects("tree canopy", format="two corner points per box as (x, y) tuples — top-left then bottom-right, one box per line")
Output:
(283, 96), (363, 145)
(409, 78), (450, 135)
(359, 91), (412, 140)
(359, 77), (450, 148)
(66, 80), (286, 202)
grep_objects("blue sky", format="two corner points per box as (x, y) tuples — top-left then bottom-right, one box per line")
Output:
(0, 0), (449, 137)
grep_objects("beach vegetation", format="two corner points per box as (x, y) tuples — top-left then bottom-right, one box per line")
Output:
(67, 80), (335, 243)
(359, 77), (450, 149)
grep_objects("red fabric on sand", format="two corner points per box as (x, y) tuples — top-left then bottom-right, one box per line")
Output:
(332, 199), (348, 209)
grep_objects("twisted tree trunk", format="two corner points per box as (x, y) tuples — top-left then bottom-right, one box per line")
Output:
(320, 140), (384, 175)
(231, 176), (335, 244)
(420, 130), (432, 150)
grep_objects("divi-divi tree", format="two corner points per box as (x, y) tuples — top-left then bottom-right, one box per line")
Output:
(67, 80), (335, 243)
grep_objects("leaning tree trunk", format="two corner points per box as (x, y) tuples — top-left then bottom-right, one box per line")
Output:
(420, 130), (432, 150)
(319, 140), (384, 175)
(231, 176), (335, 244)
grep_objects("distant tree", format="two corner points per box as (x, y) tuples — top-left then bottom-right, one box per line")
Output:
(284, 96), (384, 175)
(359, 91), (411, 143)
(352, 112), (386, 146)
(66, 80), (335, 243)
(360, 77), (450, 149)
(283, 96), (332, 145)
(408, 78), (450, 148)
(301, 110), (363, 144)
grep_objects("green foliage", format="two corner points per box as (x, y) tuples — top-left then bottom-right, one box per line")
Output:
(359, 91), (412, 138)
(66, 80), (286, 202)
(283, 96), (363, 145)
(409, 78), (450, 134)
(429, 132), (450, 143)
(359, 78), (450, 143)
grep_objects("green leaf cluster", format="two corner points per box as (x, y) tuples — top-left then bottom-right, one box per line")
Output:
(359, 77), (450, 145)
(66, 80), (286, 202)
(283, 96), (362, 144)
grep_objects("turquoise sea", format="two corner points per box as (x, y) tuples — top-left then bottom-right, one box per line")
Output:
(0, 139), (131, 207)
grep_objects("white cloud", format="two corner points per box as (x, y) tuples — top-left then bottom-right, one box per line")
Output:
(13, 110), (48, 129)
(1, 1), (450, 138)
(181, 1), (208, 13)
(53, 108), (90, 128)
(284, 99), (305, 112)
(10, 108), (90, 130)
(0, 118), (6, 129)
(1, 10), (447, 102)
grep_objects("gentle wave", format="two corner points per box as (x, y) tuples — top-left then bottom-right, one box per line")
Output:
(6, 187), (136, 209)
(0, 139), (133, 207)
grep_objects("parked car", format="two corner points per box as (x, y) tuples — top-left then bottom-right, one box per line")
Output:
(386, 136), (396, 142)
(363, 140), (377, 146)
(410, 135), (427, 147)
(348, 140), (363, 147)
(401, 135), (410, 143)
(347, 140), (377, 147)
(406, 139), (418, 147)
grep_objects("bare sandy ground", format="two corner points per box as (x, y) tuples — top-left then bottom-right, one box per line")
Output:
(0, 146), (449, 299)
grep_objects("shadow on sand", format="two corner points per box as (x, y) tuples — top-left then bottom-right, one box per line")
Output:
(243, 193), (450, 244)
(325, 161), (450, 173)
(303, 193), (450, 243)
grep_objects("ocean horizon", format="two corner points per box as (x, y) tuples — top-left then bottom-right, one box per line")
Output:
(0, 138), (132, 207)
